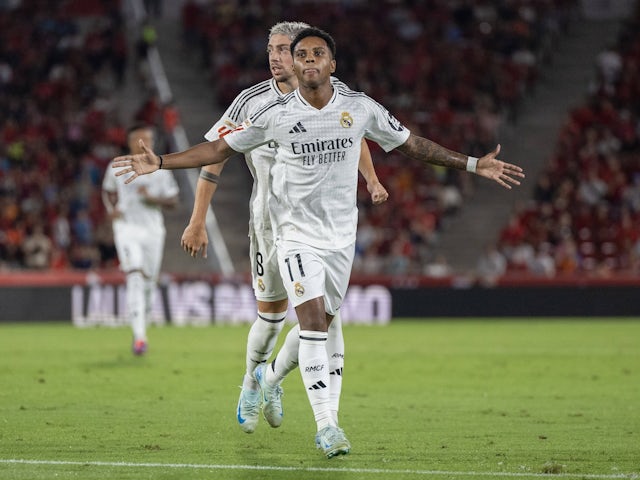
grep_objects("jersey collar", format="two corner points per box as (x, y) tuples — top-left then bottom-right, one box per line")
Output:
(294, 86), (338, 110)
(271, 77), (284, 97)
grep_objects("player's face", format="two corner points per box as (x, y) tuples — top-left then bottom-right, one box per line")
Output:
(293, 36), (336, 88)
(128, 128), (154, 154)
(267, 33), (295, 82)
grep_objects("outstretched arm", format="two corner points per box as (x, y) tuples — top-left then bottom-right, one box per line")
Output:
(112, 138), (236, 184)
(396, 134), (524, 189)
(181, 161), (228, 258)
(358, 139), (388, 205)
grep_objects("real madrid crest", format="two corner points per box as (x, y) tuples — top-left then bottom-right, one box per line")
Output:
(294, 282), (305, 297)
(340, 112), (353, 128)
(257, 278), (266, 292)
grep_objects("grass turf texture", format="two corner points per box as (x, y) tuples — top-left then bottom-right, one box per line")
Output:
(0, 319), (638, 480)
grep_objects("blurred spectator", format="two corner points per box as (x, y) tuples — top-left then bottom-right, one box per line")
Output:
(593, 44), (622, 94)
(69, 242), (101, 269)
(423, 253), (452, 278)
(387, 232), (413, 275)
(22, 222), (52, 269)
(51, 205), (71, 250)
(554, 235), (580, 275)
(527, 243), (557, 278)
(577, 165), (608, 206)
(476, 243), (507, 286)
(72, 209), (94, 246)
(135, 21), (157, 86)
(137, 21), (157, 59)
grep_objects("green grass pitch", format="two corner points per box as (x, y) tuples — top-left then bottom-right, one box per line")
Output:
(0, 319), (638, 480)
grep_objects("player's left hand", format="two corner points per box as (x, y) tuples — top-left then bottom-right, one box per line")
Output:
(112, 140), (161, 184)
(475, 144), (525, 189)
(368, 180), (389, 205)
(181, 223), (208, 258)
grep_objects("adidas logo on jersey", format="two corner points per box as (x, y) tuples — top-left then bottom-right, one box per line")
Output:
(289, 121), (307, 133)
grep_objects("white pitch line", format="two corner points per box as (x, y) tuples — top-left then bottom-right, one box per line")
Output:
(0, 459), (638, 479)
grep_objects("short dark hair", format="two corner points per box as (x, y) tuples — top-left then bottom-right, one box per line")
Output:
(290, 27), (336, 59)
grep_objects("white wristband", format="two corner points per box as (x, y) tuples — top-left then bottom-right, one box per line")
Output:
(466, 156), (478, 173)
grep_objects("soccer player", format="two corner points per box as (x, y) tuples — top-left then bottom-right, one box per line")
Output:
(102, 124), (180, 355)
(179, 21), (388, 434)
(111, 27), (525, 456)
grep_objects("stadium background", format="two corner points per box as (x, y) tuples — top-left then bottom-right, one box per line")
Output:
(1, 0), (639, 322)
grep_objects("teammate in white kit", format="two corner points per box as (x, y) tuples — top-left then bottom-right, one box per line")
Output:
(179, 22), (388, 435)
(102, 125), (179, 355)
(112, 28), (525, 456)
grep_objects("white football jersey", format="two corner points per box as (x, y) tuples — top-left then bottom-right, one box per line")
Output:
(204, 77), (353, 237)
(224, 87), (410, 249)
(102, 163), (179, 234)
(204, 78), (279, 236)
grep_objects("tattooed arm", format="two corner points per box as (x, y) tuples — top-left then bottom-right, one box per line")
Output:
(396, 134), (468, 169)
(396, 134), (524, 189)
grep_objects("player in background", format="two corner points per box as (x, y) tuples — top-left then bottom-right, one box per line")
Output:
(179, 21), (389, 434)
(111, 28), (524, 457)
(102, 125), (180, 355)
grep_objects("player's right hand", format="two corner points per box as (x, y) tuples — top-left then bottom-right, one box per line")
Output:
(181, 223), (208, 258)
(112, 140), (161, 184)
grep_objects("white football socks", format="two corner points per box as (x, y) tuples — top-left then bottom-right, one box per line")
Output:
(267, 315), (346, 425)
(242, 311), (286, 390)
(327, 313), (344, 425)
(298, 330), (333, 430)
(267, 323), (300, 385)
(126, 271), (146, 341)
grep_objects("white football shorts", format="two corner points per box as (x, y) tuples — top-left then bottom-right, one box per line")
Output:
(276, 240), (355, 315)
(249, 229), (288, 303)
(113, 222), (165, 280)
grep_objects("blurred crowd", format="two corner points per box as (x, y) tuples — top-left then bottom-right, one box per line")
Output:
(0, 0), (129, 271)
(491, 2), (640, 279)
(3, 0), (639, 281)
(0, 0), (176, 272)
